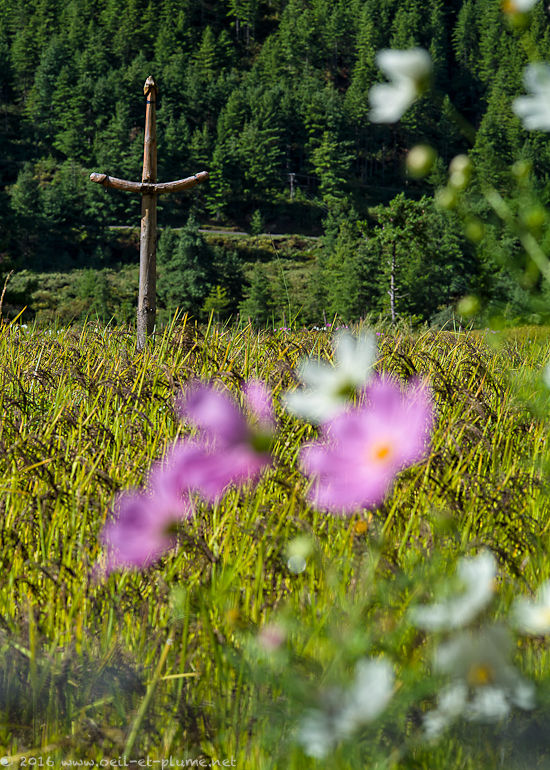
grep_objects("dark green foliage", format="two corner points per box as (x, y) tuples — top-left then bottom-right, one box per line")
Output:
(4, 0), (547, 232)
(157, 219), (212, 317)
(1, 0), (550, 323)
(76, 269), (113, 321)
(239, 262), (276, 326)
(315, 193), (476, 323)
(157, 218), (244, 320)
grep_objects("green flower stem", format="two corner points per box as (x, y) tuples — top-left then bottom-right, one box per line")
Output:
(483, 187), (550, 283)
(124, 632), (174, 757)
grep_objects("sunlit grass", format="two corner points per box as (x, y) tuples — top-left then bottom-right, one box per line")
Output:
(0, 319), (548, 766)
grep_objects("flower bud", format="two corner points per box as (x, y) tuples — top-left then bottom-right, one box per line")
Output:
(521, 205), (545, 230)
(435, 187), (457, 210)
(286, 535), (313, 573)
(457, 295), (481, 318)
(406, 144), (437, 178)
(464, 218), (485, 243)
(512, 160), (532, 181)
(448, 154), (472, 190)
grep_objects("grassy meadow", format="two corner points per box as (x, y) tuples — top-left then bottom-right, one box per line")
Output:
(0, 318), (550, 768)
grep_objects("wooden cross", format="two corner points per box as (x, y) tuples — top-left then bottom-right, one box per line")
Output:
(90, 76), (208, 349)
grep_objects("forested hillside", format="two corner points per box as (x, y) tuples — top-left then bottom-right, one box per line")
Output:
(1, 0), (550, 325)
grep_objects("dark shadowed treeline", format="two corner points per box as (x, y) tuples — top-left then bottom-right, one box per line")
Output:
(1, 0), (550, 324)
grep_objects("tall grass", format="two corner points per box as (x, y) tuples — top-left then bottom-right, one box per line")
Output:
(0, 319), (548, 766)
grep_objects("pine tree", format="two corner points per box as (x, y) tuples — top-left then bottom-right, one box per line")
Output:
(227, 0), (259, 45)
(311, 130), (353, 203)
(9, 163), (43, 263)
(157, 218), (213, 317)
(26, 35), (71, 147)
(239, 262), (275, 326)
(77, 269), (112, 321)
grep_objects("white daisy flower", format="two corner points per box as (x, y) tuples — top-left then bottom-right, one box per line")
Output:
(297, 658), (394, 758)
(514, 579), (550, 634)
(424, 627), (535, 738)
(283, 331), (377, 424)
(369, 48), (432, 123)
(513, 64), (550, 131)
(411, 551), (496, 631)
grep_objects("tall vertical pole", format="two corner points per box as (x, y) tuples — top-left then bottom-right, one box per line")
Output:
(137, 76), (158, 350)
(89, 76), (208, 346)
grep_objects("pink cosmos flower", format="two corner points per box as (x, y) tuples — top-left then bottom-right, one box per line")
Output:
(148, 440), (217, 500)
(170, 380), (274, 502)
(101, 487), (193, 573)
(300, 376), (433, 514)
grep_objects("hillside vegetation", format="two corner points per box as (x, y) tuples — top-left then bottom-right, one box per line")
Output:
(1, 320), (550, 766)
(2, 0), (550, 326)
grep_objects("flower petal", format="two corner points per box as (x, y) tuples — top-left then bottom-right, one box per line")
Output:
(244, 379), (274, 425)
(177, 382), (247, 444)
(101, 491), (179, 573)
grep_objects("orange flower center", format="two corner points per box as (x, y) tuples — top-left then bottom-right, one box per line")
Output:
(368, 440), (395, 465)
(467, 663), (495, 688)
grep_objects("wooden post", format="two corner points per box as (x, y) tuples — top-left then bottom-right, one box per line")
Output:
(138, 76), (158, 350)
(89, 76), (208, 350)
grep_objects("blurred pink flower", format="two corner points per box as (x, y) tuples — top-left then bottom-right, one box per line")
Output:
(101, 488), (193, 573)
(173, 380), (274, 501)
(300, 377), (433, 514)
(258, 622), (287, 652)
(149, 440), (219, 501)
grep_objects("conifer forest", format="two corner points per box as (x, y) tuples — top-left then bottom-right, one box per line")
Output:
(2, 0), (550, 327)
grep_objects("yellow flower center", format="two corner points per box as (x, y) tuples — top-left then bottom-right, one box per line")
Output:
(467, 663), (495, 688)
(368, 440), (395, 465)
(354, 517), (371, 535)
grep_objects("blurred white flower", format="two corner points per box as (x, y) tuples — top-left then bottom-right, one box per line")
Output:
(369, 48), (432, 123)
(424, 682), (468, 740)
(514, 579), (550, 634)
(336, 658), (394, 734)
(424, 627), (535, 738)
(516, 0), (540, 8)
(298, 707), (340, 759)
(513, 64), (550, 131)
(297, 658), (393, 758)
(411, 551), (496, 631)
(503, 0), (540, 13)
(283, 331), (377, 424)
